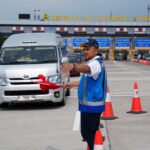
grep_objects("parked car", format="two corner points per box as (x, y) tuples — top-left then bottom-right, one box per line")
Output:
(142, 53), (150, 61)
(67, 54), (80, 77)
(114, 52), (127, 60)
(0, 33), (70, 106)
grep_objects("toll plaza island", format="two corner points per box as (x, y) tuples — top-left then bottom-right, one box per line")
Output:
(0, 16), (150, 61)
(0, 16), (150, 150)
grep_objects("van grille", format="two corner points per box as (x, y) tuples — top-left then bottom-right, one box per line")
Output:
(11, 82), (36, 85)
(9, 77), (38, 80)
(5, 90), (49, 96)
(9, 77), (40, 85)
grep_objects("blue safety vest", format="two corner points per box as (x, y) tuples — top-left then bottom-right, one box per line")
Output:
(78, 58), (107, 113)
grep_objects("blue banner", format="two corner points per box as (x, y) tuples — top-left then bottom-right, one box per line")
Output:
(48, 27), (55, 31)
(115, 38), (130, 48)
(64, 38), (68, 47)
(134, 38), (150, 48)
(72, 38), (88, 47)
(95, 38), (110, 48)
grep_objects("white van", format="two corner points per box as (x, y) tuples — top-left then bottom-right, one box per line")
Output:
(0, 33), (70, 106)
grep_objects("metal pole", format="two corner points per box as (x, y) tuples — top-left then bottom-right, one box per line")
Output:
(147, 4), (150, 22)
(110, 11), (112, 21)
(37, 10), (41, 21)
(34, 10), (37, 21)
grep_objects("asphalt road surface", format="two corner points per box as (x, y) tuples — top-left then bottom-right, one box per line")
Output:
(0, 61), (150, 150)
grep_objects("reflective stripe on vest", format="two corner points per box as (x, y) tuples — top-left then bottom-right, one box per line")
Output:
(83, 74), (87, 100)
(79, 100), (104, 106)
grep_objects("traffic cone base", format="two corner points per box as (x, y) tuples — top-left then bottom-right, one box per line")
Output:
(101, 116), (118, 120)
(127, 111), (147, 114)
(94, 145), (104, 150)
(86, 145), (104, 150)
(101, 102), (118, 120)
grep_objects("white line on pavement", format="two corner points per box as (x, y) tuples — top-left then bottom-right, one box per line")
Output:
(107, 72), (140, 74)
(69, 92), (150, 98)
(108, 77), (150, 81)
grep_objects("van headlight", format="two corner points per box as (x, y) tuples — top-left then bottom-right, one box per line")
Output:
(47, 75), (61, 84)
(0, 78), (6, 86)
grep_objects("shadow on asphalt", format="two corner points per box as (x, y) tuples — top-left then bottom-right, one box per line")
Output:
(46, 146), (60, 150)
(0, 101), (63, 111)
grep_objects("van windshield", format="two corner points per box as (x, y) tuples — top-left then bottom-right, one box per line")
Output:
(0, 46), (58, 65)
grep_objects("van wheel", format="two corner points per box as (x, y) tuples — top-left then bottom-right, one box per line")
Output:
(65, 89), (70, 96)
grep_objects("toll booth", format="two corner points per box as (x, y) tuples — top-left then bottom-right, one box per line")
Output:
(96, 38), (110, 60)
(113, 38), (130, 60)
(98, 49), (109, 60)
(133, 38), (150, 59)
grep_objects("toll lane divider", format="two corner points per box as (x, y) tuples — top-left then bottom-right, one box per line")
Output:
(131, 59), (150, 65)
(139, 60), (150, 65)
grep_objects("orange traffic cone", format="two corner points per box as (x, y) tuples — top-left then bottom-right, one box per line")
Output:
(94, 130), (104, 150)
(101, 87), (118, 120)
(86, 130), (104, 150)
(127, 82), (147, 114)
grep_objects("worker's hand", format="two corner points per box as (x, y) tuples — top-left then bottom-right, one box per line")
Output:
(64, 81), (79, 89)
(64, 82), (75, 89)
(60, 64), (73, 74)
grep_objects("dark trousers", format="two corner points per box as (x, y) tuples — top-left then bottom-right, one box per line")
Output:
(81, 112), (101, 150)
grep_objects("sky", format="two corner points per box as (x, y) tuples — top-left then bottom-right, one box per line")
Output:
(0, 0), (150, 21)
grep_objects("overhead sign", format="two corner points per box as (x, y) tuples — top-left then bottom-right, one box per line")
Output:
(95, 38), (110, 48)
(115, 38), (130, 49)
(50, 16), (150, 22)
(18, 14), (30, 20)
(72, 38), (88, 47)
(134, 38), (150, 48)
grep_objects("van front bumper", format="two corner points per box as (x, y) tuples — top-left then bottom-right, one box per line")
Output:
(0, 85), (64, 104)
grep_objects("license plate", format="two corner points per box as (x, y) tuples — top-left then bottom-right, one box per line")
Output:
(18, 95), (36, 101)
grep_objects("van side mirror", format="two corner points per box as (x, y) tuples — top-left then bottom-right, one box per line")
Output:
(61, 57), (69, 64)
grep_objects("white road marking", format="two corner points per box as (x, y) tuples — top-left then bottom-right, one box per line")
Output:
(68, 91), (150, 98)
(107, 72), (140, 74)
(108, 77), (150, 81)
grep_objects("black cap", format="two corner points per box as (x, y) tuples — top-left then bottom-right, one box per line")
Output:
(80, 38), (99, 49)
